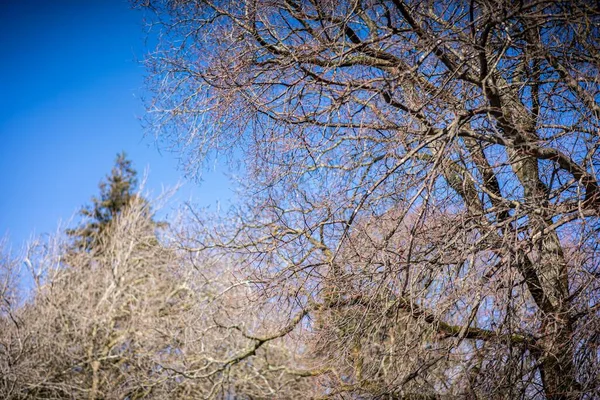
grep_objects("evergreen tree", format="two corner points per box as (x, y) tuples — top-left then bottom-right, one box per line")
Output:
(67, 152), (141, 252)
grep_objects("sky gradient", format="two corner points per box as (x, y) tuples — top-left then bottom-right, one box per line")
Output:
(0, 0), (231, 250)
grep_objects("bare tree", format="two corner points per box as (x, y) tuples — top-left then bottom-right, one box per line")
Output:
(137, 0), (600, 398)
(0, 238), (20, 322)
(0, 199), (315, 399)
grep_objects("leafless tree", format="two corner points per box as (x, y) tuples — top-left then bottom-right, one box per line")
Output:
(0, 199), (316, 399)
(136, 0), (600, 398)
(0, 238), (22, 347)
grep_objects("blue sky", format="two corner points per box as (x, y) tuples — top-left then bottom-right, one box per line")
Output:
(0, 0), (232, 250)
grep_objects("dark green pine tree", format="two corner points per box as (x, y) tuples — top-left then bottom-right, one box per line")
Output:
(67, 152), (141, 252)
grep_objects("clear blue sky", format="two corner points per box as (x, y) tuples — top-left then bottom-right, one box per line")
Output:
(0, 0), (232, 250)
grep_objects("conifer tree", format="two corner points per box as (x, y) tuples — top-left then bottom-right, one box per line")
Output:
(67, 152), (141, 252)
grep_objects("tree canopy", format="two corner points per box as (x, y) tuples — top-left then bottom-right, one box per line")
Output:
(137, 0), (600, 398)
